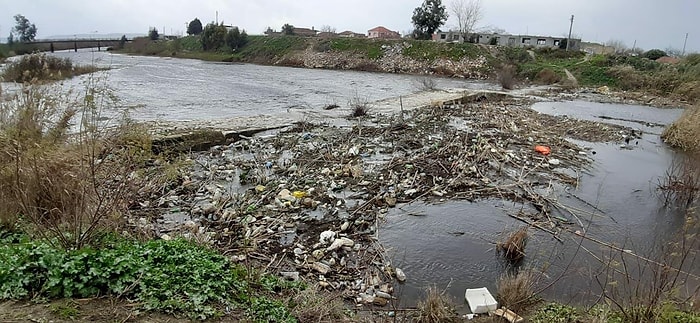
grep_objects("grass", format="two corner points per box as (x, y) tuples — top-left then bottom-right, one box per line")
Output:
(663, 106), (700, 152)
(498, 64), (517, 90)
(1, 53), (104, 83)
(416, 287), (460, 323)
(497, 269), (538, 313)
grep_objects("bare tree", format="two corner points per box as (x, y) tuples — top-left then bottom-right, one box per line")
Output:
(320, 25), (336, 34)
(450, 0), (483, 42)
(605, 39), (627, 54)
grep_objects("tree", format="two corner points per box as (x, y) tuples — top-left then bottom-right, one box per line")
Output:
(187, 18), (203, 35)
(225, 27), (248, 50)
(605, 39), (627, 54)
(149, 27), (159, 40)
(558, 38), (568, 50)
(320, 25), (336, 33)
(118, 35), (127, 49)
(201, 22), (227, 51)
(281, 23), (295, 35)
(450, 0), (482, 42)
(13, 14), (37, 42)
(412, 0), (448, 40)
(643, 49), (667, 60)
(7, 33), (14, 46)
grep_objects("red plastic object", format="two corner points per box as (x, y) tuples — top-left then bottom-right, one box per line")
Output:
(534, 145), (551, 155)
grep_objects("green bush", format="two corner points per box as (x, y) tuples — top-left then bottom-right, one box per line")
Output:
(643, 49), (667, 60)
(530, 303), (579, 322)
(0, 237), (297, 320)
(0, 53), (101, 83)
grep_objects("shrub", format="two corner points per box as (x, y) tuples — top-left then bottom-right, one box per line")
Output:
(643, 49), (667, 60)
(416, 287), (460, 323)
(0, 81), (148, 249)
(535, 68), (561, 84)
(0, 237), (251, 319)
(1, 54), (101, 83)
(497, 270), (538, 313)
(498, 64), (517, 90)
(662, 106), (700, 152)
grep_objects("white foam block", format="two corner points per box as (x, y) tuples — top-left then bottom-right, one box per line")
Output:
(464, 287), (498, 314)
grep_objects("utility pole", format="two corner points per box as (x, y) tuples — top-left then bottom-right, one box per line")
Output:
(566, 15), (574, 51)
(632, 39), (637, 54)
(216, 11), (218, 24)
(682, 32), (689, 56)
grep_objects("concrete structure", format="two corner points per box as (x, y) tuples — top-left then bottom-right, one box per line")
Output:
(368, 26), (400, 39)
(432, 31), (581, 51)
(293, 27), (317, 37)
(338, 30), (366, 38)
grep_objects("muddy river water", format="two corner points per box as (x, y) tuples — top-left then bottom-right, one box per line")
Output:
(19, 50), (698, 311)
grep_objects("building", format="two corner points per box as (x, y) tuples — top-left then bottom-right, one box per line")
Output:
(293, 27), (317, 37)
(368, 26), (400, 39)
(432, 31), (581, 51)
(338, 30), (366, 38)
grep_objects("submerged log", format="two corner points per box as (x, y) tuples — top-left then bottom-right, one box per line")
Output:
(151, 126), (287, 154)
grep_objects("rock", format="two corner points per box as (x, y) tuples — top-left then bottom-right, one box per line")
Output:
(200, 202), (217, 215)
(359, 293), (375, 304)
(183, 220), (198, 233)
(376, 291), (392, 299)
(319, 230), (336, 244)
(255, 185), (266, 192)
(373, 297), (389, 306)
(395, 268), (407, 282)
(280, 271), (300, 281)
(327, 237), (355, 251)
(302, 197), (314, 208)
(312, 249), (325, 259)
(548, 159), (561, 166)
(311, 262), (331, 274)
(385, 196), (397, 207)
(340, 221), (350, 231)
(160, 234), (172, 241)
(277, 189), (295, 202)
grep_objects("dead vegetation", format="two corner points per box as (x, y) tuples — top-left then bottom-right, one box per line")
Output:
(657, 154), (700, 209)
(1, 53), (104, 83)
(416, 287), (460, 323)
(496, 269), (539, 314)
(498, 64), (517, 90)
(497, 226), (529, 262)
(414, 76), (439, 91)
(662, 105), (700, 152)
(535, 68), (561, 85)
(0, 80), (155, 248)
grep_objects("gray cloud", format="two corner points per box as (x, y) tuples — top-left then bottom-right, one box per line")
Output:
(1, 0), (697, 52)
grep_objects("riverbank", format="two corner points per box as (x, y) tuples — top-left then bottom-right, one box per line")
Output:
(118, 35), (700, 106)
(2, 85), (698, 322)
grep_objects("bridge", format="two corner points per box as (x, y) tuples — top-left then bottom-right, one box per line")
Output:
(25, 38), (131, 52)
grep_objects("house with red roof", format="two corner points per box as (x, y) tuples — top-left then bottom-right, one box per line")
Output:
(367, 26), (400, 39)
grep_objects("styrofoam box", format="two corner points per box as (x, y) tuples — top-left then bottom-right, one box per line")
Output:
(465, 287), (498, 314)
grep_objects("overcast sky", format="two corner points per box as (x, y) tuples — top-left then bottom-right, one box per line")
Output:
(0, 0), (697, 52)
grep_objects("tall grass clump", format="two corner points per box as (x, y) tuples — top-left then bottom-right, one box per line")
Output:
(416, 287), (460, 323)
(497, 269), (538, 313)
(0, 77), (150, 248)
(663, 106), (700, 152)
(498, 64), (517, 90)
(1, 53), (103, 83)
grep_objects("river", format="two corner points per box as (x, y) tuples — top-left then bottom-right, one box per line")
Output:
(6, 50), (698, 312)
(44, 49), (495, 124)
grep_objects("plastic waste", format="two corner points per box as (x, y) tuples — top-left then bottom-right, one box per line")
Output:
(534, 145), (551, 155)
